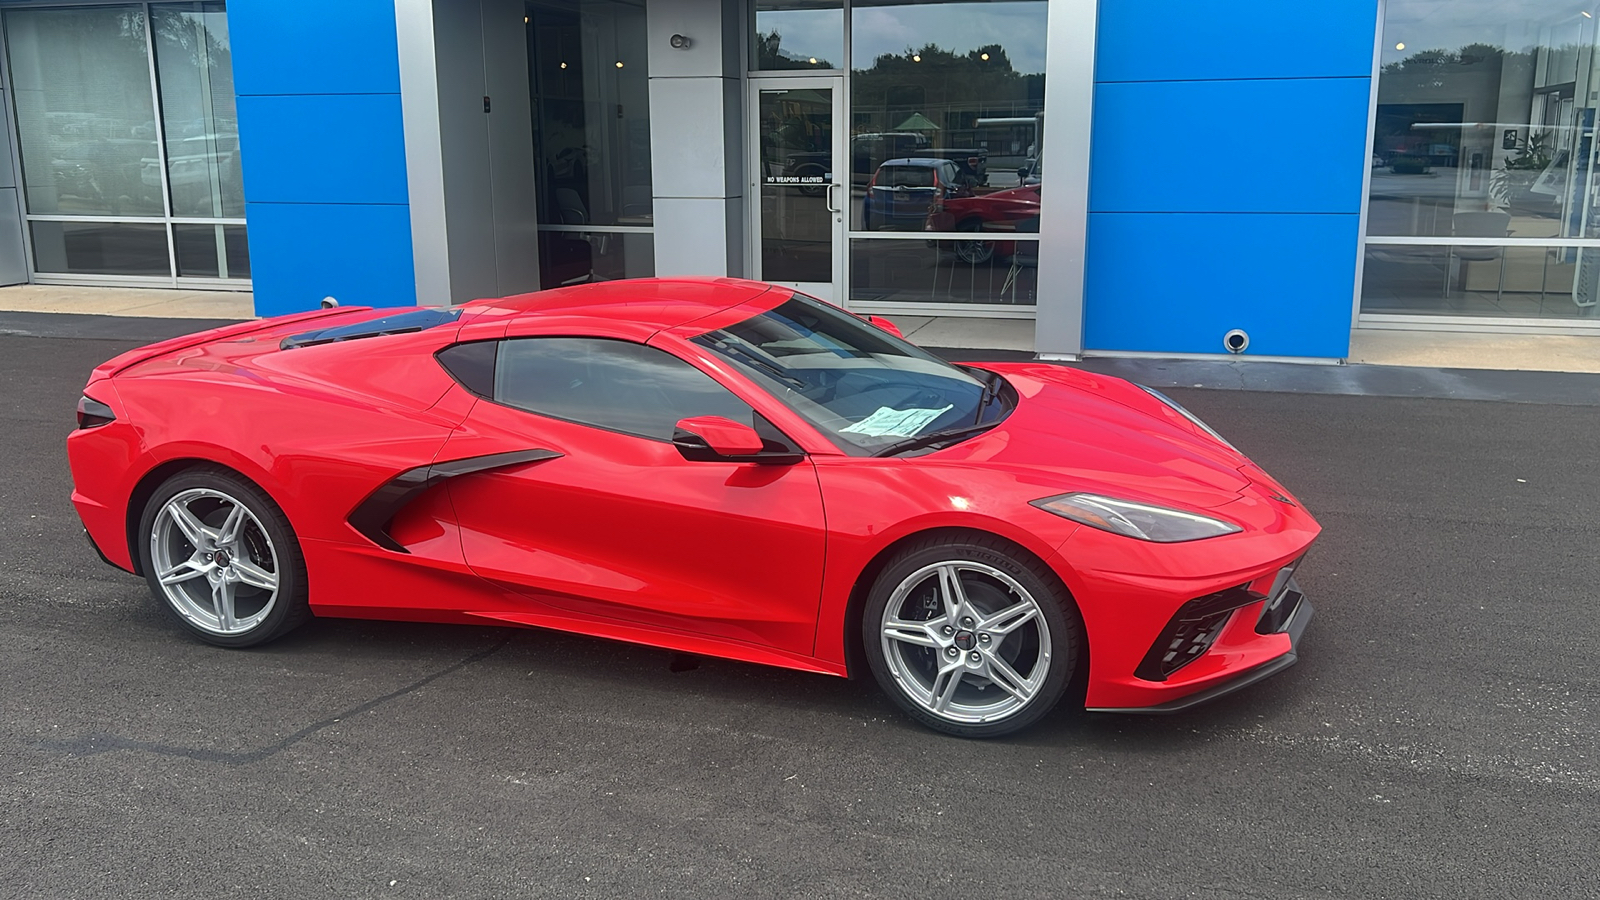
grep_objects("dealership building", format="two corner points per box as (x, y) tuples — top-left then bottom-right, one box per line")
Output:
(0, 0), (1595, 360)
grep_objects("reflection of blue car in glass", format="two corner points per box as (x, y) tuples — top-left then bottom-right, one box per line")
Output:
(861, 158), (970, 230)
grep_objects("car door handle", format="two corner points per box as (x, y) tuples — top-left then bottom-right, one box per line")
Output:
(349, 448), (563, 553)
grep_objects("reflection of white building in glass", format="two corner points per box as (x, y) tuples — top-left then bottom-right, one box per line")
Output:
(0, 0), (1595, 359)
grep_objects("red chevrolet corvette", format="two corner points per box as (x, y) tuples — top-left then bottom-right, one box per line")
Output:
(69, 278), (1318, 737)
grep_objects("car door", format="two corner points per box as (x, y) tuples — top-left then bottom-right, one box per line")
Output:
(439, 335), (828, 657)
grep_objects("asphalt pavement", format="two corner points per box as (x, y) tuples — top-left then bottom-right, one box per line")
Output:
(2, 321), (1598, 899)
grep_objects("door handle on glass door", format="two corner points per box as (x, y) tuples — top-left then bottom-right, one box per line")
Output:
(826, 182), (841, 215)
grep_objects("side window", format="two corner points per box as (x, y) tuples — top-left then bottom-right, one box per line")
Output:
(494, 337), (753, 441)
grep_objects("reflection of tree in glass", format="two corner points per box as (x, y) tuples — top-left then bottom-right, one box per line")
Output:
(1381, 43), (1515, 78)
(16, 8), (161, 216)
(756, 30), (834, 70)
(852, 43), (1042, 148)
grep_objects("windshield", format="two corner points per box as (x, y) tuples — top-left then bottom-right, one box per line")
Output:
(690, 293), (1008, 455)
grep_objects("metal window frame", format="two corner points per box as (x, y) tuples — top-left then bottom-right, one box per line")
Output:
(743, 0), (1079, 328)
(0, 0), (249, 291)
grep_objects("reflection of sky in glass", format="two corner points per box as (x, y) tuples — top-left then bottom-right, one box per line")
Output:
(1379, 0), (1597, 65)
(851, 2), (1047, 74)
(755, 7), (843, 66)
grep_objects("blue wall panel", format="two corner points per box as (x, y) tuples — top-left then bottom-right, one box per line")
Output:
(1083, 1), (1378, 358)
(246, 203), (417, 317)
(1097, 1), (1379, 83)
(234, 95), (410, 205)
(1091, 78), (1372, 215)
(1084, 212), (1357, 359)
(227, 0), (402, 96)
(226, 0), (413, 316)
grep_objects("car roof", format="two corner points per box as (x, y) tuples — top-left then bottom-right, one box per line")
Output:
(458, 276), (777, 332)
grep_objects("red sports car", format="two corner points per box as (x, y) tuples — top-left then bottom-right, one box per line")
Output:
(69, 278), (1318, 737)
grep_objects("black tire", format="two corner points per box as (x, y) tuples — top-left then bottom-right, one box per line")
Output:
(952, 219), (996, 265)
(137, 465), (310, 648)
(862, 533), (1080, 738)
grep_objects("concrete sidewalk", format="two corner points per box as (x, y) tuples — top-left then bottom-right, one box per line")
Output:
(4, 283), (1599, 374)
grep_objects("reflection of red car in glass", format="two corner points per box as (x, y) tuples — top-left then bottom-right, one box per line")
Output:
(926, 182), (1041, 264)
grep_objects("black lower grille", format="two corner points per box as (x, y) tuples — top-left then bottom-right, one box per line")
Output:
(1135, 585), (1262, 682)
(1256, 582), (1305, 634)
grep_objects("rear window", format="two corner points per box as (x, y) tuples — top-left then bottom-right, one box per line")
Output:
(876, 166), (935, 189)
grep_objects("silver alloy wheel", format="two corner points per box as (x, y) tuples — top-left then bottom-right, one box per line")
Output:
(149, 487), (280, 636)
(878, 560), (1051, 725)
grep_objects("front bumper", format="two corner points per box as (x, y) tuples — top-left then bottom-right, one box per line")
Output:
(1087, 581), (1312, 714)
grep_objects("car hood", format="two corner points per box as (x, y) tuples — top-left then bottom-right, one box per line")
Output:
(926, 363), (1251, 509)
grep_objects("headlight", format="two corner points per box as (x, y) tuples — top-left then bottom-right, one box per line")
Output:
(1031, 493), (1242, 543)
(1135, 384), (1237, 452)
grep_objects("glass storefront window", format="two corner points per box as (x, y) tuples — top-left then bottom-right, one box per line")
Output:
(1363, 244), (1599, 318)
(536, 230), (654, 287)
(528, 0), (652, 229)
(849, 0), (1046, 209)
(9, 6), (162, 218)
(835, 0), (1047, 309)
(754, 0), (843, 71)
(30, 221), (170, 276)
(152, 2), (243, 220)
(1364, 1), (1600, 319)
(1369, 3), (1600, 241)
(5, 2), (248, 283)
(851, 238), (1037, 305)
(527, 0), (653, 287)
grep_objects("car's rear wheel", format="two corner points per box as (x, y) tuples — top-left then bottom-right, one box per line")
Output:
(863, 535), (1079, 737)
(137, 467), (309, 648)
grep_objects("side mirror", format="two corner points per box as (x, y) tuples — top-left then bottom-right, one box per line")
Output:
(866, 315), (904, 338)
(673, 415), (765, 460)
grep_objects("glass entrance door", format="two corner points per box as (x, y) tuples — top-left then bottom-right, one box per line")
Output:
(751, 78), (844, 301)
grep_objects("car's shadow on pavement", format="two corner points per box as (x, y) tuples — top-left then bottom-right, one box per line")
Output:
(215, 612), (1300, 753)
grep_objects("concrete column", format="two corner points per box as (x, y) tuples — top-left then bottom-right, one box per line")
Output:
(396, 0), (540, 305)
(1031, 0), (1098, 358)
(646, 0), (745, 277)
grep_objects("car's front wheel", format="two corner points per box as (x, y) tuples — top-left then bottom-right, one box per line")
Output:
(137, 467), (310, 648)
(863, 534), (1079, 737)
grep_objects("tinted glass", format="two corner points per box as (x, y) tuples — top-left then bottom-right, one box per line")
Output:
(174, 223), (226, 277)
(849, 0), (1048, 234)
(223, 224), (250, 278)
(495, 338), (752, 440)
(152, 2), (243, 219)
(30, 222), (169, 276)
(1371, 1), (1600, 240)
(758, 86), (834, 283)
(754, 0), (843, 71)
(528, 0), (653, 228)
(852, 238), (1038, 305)
(536, 230), (655, 287)
(690, 293), (994, 454)
(7, 6), (161, 217)
(1361, 243), (1600, 317)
